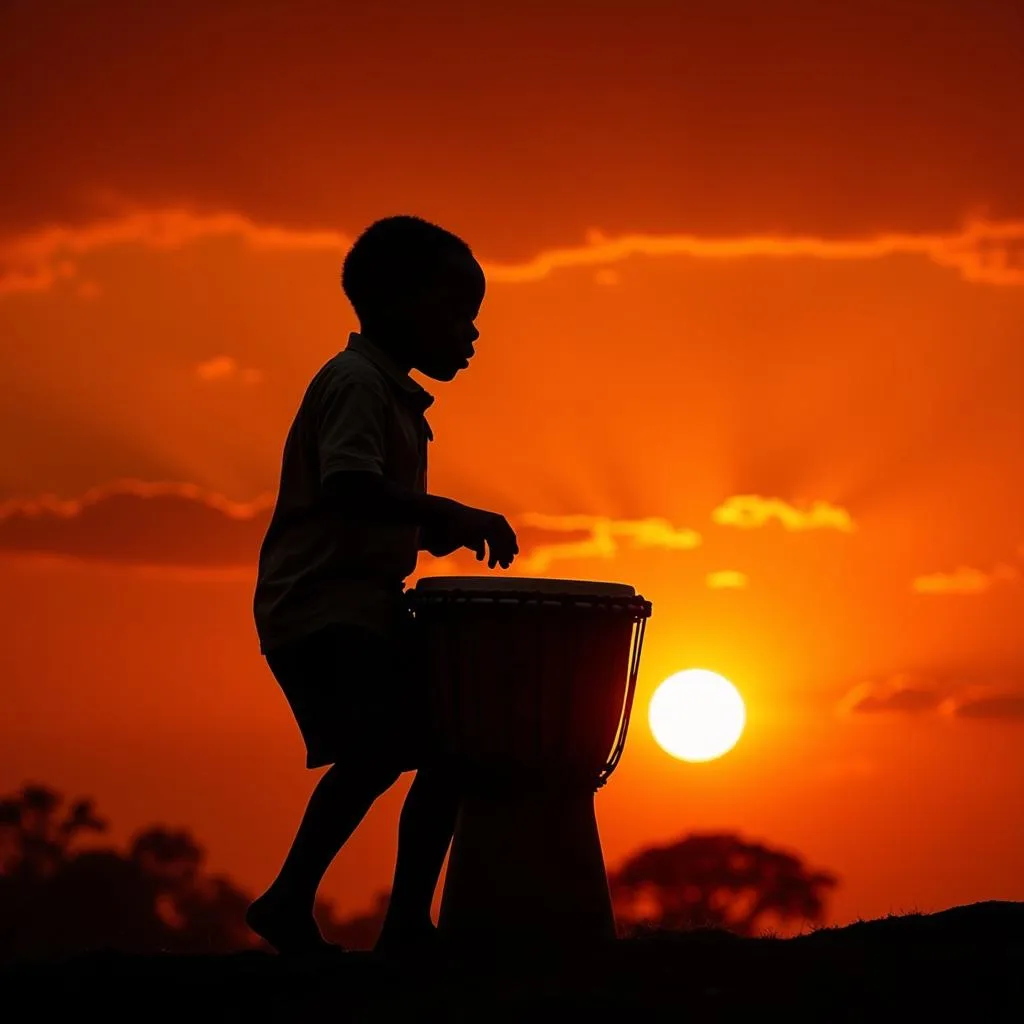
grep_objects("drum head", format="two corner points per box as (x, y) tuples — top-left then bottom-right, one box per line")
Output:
(412, 576), (636, 598)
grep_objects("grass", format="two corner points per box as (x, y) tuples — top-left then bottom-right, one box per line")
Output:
(3, 900), (1021, 1022)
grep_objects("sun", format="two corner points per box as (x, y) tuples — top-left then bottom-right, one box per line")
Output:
(648, 669), (746, 762)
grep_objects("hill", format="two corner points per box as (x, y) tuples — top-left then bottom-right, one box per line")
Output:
(3, 900), (1021, 1021)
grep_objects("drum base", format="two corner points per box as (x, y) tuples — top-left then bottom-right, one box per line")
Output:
(438, 787), (616, 949)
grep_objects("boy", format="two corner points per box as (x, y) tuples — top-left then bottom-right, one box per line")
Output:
(247, 215), (519, 955)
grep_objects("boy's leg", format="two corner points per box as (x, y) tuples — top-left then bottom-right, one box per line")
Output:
(251, 624), (402, 953)
(248, 758), (399, 953)
(377, 764), (460, 945)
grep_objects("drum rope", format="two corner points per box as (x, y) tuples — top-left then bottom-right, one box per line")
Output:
(596, 613), (648, 789)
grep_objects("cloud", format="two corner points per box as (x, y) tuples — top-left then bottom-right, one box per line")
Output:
(840, 673), (1024, 723)
(711, 495), (855, 532)
(0, 482), (699, 577)
(515, 513), (701, 573)
(706, 570), (748, 590)
(838, 676), (942, 715)
(939, 686), (1024, 720)
(195, 356), (263, 385)
(0, 481), (273, 568)
(912, 563), (1020, 594)
(0, 206), (351, 297)
(497, 220), (1024, 286)
(2, 205), (1023, 299)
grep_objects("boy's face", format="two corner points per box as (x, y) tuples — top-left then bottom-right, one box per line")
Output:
(400, 251), (486, 382)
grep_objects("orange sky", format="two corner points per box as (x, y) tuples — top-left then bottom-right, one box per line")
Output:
(1, 1), (1022, 927)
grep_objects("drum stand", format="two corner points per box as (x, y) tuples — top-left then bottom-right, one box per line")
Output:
(438, 779), (617, 947)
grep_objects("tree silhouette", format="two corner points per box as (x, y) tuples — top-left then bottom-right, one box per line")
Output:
(1, 784), (840, 958)
(0, 781), (392, 959)
(0, 783), (107, 879)
(0, 784), (254, 959)
(610, 832), (838, 937)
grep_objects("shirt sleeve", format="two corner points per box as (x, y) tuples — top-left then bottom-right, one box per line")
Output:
(316, 369), (390, 483)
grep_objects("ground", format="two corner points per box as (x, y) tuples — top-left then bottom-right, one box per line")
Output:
(4, 901), (1022, 1022)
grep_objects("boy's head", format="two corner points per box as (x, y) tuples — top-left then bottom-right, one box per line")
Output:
(341, 215), (485, 382)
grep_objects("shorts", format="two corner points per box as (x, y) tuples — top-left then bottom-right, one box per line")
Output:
(265, 621), (425, 771)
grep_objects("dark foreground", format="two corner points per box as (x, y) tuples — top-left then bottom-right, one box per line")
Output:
(4, 901), (1022, 1022)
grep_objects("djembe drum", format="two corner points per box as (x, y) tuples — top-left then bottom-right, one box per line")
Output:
(409, 577), (652, 946)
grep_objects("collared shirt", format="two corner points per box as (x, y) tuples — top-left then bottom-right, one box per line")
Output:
(253, 333), (434, 653)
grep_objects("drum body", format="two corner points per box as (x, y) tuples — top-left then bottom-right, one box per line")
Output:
(411, 577), (649, 793)
(409, 576), (652, 948)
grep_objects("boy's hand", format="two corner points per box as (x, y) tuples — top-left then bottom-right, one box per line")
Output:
(436, 500), (519, 569)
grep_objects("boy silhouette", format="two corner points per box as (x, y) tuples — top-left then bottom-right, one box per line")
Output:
(247, 215), (519, 955)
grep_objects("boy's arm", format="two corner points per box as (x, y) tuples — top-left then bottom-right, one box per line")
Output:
(418, 518), (463, 558)
(324, 470), (458, 531)
(316, 372), (455, 529)
(317, 373), (518, 567)
(326, 472), (518, 568)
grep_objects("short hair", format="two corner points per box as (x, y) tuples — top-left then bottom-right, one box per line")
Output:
(341, 215), (474, 322)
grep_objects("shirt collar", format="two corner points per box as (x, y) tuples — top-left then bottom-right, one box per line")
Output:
(345, 332), (434, 412)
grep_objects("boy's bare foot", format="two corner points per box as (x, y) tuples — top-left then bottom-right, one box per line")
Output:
(246, 890), (344, 956)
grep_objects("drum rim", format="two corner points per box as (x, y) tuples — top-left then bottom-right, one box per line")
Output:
(411, 575), (636, 598)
